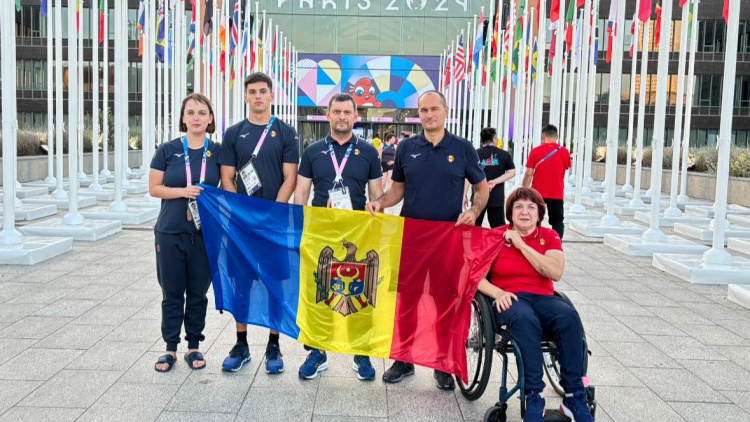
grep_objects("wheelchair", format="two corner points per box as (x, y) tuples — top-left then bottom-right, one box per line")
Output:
(458, 291), (597, 422)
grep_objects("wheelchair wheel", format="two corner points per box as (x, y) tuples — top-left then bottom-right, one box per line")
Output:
(484, 403), (507, 422)
(458, 292), (494, 401)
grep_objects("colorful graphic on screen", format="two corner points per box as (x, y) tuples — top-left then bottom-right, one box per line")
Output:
(296, 55), (439, 109)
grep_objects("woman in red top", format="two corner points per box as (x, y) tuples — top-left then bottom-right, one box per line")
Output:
(477, 187), (593, 422)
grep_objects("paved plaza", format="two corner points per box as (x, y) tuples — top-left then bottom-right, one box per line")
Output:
(0, 202), (750, 422)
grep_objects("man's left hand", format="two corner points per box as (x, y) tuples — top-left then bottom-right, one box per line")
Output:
(456, 208), (478, 226)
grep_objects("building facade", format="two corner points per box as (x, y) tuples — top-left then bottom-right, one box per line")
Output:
(7, 0), (750, 147)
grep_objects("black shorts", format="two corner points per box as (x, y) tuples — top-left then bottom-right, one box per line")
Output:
(381, 163), (394, 172)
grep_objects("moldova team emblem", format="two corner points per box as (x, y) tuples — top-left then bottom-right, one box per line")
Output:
(314, 239), (380, 316)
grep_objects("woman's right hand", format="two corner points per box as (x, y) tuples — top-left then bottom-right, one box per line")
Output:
(182, 186), (204, 200)
(493, 289), (518, 312)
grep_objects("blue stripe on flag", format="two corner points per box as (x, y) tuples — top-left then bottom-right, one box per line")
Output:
(197, 185), (303, 339)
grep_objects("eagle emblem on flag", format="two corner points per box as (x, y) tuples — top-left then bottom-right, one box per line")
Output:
(314, 239), (380, 317)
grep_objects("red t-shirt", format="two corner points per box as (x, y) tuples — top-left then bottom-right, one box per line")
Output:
(526, 143), (571, 200)
(488, 225), (563, 296)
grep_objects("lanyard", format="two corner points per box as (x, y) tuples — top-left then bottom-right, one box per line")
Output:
(183, 137), (209, 186)
(327, 141), (354, 184)
(251, 116), (276, 159)
(534, 145), (562, 170)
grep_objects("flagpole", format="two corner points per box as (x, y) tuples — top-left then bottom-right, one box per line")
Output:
(678, 0), (699, 203)
(569, 0), (593, 214)
(582, 0), (598, 192)
(502, 1), (514, 151)
(109, 0), (127, 212)
(163, 0), (170, 147)
(522, 10), (534, 157)
(602, 0), (627, 225)
(467, 14), (477, 143)
(623, 14), (638, 193)
(513, 4), (529, 187)
(550, 0), (566, 126)
(52, 0), (67, 200)
(90, 0), (102, 192)
(44, 1), (56, 186)
(567, 13), (580, 184)
(448, 39), (457, 134)
(704, 0), (739, 263)
(77, 3), (86, 182)
(194, 0), (201, 93)
(629, 16), (650, 208)
(101, 0), (111, 178)
(535, 0), (547, 144)
(224, 5), (230, 132)
(485, 1), (496, 131)
(664, 1), (690, 216)
(141, 0), (154, 191)
(62, 0), (83, 224)
(253, 2), (259, 73)
(559, 52), (568, 149)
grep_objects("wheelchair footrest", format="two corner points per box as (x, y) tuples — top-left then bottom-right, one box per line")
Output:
(543, 409), (571, 421)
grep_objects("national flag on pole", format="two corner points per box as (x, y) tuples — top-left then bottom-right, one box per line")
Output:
(530, 40), (538, 81)
(547, 26), (556, 76)
(565, 0), (576, 54)
(137, 0), (146, 56)
(443, 51), (453, 87)
(551, 0), (560, 23)
(511, 16), (523, 88)
(490, 12), (500, 82)
(654, 2), (662, 44)
(679, 0), (688, 6)
(638, 0), (653, 22)
(629, 19), (636, 57)
(454, 35), (466, 83)
(572, 14), (582, 70)
(99, 0), (105, 43)
(204, 0), (213, 35)
(472, 10), (485, 67)
(196, 185), (504, 383)
(16, 0), (21, 12)
(41, 0), (48, 17)
(76, 0), (80, 31)
(155, 2), (165, 62)
(605, 0), (618, 63)
(722, 0), (729, 24)
(187, 0), (196, 60)
(230, 0), (239, 57)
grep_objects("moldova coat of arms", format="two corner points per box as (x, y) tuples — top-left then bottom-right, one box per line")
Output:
(314, 239), (380, 316)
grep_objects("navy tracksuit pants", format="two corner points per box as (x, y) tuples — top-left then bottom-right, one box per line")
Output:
(493, 293), (585, 393)
(155, 231), (211, 352)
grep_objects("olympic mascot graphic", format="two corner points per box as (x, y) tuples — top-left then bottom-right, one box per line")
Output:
(350, 77), (383, 108)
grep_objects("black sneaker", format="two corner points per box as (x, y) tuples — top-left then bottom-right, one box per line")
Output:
(382, 361), (415, 383)
(433, 369), (455, 390)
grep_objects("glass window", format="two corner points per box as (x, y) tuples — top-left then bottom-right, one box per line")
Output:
(402, 17), (425, 55)
(740, 21), (750, 53)
(736, 76), (750, 108)
(358, 16), (381, 54)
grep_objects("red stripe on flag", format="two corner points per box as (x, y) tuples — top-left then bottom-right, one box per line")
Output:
(723, 0), (729, 24)
(390, 219), (503, 383)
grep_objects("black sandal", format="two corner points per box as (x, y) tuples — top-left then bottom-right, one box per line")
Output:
(184, 351), (206, 370)
(154, 354), (176, 373)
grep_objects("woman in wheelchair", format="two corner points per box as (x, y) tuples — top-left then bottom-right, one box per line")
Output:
(476, 187), (594, 422)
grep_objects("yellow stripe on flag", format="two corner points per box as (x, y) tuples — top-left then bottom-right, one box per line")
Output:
(297, 207), (403, 358)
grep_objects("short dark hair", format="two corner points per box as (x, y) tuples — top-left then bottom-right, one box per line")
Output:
(244, 72), (273, 90)
(541, 124), (558, 139)
(418, 90), (447, 107)
(374, 133), (380, 138)
(327, 93), (357, 111)
(480, 127), (497, 144)
(505, 187), (546, 227)
(179, 93), (216, 134)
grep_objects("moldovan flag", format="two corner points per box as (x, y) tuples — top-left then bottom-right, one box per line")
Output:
(196, 185), (504, 382)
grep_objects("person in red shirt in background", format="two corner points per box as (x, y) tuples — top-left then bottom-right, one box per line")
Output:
(477, 187), (592, 422)
(522, 124), (571, 239)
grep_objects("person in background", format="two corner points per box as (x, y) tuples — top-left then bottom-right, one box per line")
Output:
(474, 127), (515, 228)
(149, 93), (221, 373)
(523, 124), (570, 239)
(380, 133), (397, 191)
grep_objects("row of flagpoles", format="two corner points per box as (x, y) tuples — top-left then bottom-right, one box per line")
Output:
(38, 0), (300, 198)
(437, 0), (707, 202)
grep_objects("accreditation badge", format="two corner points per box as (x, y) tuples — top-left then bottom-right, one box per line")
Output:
(239, 160), (262, 195)
(187, 200), (201, 230)
(327, 186), (353, 210)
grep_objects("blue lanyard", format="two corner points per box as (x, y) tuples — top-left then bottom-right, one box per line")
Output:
(251, 116), (277, 159)
(182, 137), (209, 186)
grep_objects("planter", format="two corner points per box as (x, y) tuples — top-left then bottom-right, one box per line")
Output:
(590, 162), (750, 208)
(0, 150), (146, 185)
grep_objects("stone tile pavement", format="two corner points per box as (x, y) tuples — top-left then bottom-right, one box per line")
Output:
(1, 209), (750, 421)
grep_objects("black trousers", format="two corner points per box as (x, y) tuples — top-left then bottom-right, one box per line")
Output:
(475, 205), (505, 229)
(155, 231), (212, 352)
(544, 198), (565, 239)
